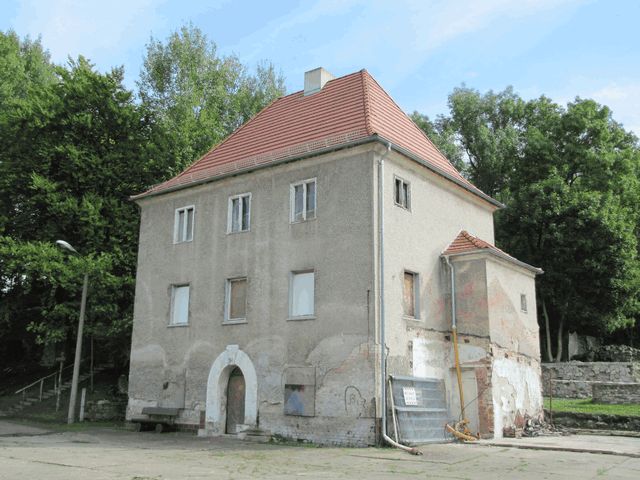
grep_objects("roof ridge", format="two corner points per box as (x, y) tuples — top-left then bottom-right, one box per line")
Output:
(360, 69), (373, 135)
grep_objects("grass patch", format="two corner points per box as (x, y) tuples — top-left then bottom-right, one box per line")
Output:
(544, 397), (640, 417)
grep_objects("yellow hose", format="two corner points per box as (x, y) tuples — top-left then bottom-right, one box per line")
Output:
(452, 326), (465, 419)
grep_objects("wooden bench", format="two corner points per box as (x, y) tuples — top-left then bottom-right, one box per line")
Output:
(132, 407), (180, 433)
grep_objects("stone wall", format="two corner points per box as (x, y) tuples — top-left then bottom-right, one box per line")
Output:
(546, 410), (640, 432)
(592, 383), (640, 405)
(541, 362), (640, 398)
(85, 399), (127, 421)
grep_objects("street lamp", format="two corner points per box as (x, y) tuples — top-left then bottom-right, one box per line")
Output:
(56, 240), (88, 424)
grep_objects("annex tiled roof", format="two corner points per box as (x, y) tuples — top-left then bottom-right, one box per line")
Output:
(443, 231), (543, 274)
(134, 69), (496, 205)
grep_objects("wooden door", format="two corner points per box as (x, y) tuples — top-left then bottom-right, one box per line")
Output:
(225, 367), (245, 434)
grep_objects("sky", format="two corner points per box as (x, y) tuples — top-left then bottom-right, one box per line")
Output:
(1, 0), (639, 134)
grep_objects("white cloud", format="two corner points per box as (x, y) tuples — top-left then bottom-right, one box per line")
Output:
(589, 82), (640, 136)
(10, 0), (167, 68)
(228, 0), (588, 89)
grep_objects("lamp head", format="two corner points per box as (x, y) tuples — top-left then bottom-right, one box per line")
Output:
(56, 240), (78, 254)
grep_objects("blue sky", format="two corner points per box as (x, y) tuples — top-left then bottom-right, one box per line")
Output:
(1, 0), (639, 134)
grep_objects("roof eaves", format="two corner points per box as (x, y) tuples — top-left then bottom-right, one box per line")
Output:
(381, 137), (504, 209)
(130, 134), (381, 202)
(443, 248), (543, 275)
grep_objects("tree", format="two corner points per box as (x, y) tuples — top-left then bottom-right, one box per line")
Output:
(410, 112), (465, 171)
(0, 47), (174, 365)
(414, 88), (640, 360)
(137, 24), (286, 172)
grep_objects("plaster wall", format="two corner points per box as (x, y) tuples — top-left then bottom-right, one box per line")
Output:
(377, 149), (496, 378)
(128, 145), (378, 445)
(375, 149), (498, 437)
(486, 259), (542, 437)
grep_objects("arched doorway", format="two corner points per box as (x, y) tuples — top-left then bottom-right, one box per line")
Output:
(205, 345), (258, 435)
(225, 367), (245, 433)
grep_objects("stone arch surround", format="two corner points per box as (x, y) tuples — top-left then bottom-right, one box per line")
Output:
(205, 345), (258, 434)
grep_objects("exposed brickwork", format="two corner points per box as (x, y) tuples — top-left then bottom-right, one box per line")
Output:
(474, 364), (494, 437)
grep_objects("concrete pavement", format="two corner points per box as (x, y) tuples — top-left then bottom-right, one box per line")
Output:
(0, 421), (639, 479)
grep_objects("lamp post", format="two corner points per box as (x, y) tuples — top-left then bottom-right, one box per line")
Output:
(56, 240), (88, 424)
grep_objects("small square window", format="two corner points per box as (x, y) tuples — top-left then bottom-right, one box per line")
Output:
(170, 285), (190, 325)
(174, 206), (194, 243)
(521, 294), (528, 313)
(228, 193), (251, 233)
(290, 178), (316, 223)
(403, 271), (419, 318)
(290, 271), (315, 318)
(394, 177), (410, 209)
(225, 278), (247, 322)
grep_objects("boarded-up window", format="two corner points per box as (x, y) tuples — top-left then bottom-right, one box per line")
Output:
(171, 285), (190, 325)
(226, 278), (247, 321)
(284, 384), (315, 416)
(290, 271), (315, 317)
(291, 179), (317, 222)
(403, 271), (417, 318)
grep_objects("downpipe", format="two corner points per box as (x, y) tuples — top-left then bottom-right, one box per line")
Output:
(444, 256), (478, 442)
(378, 143), (422, 455)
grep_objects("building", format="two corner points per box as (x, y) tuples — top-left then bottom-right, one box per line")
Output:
(126, 68), (543, 446)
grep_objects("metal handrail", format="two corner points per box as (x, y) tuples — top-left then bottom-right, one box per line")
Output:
(14, 359), (84, 395)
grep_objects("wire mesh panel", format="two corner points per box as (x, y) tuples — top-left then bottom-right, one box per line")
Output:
(390, 375), (452, 444)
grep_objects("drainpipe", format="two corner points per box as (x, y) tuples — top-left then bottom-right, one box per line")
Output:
(378, 143), (421, 455)
(445, 256), (466, 419)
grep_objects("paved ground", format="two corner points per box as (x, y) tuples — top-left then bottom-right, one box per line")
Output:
(1, 420), (639, 479)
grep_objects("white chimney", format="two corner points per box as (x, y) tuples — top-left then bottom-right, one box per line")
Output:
(304, 67), (335, 96)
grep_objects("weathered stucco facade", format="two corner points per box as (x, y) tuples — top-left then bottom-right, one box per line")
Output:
(127, 68), (543, 445)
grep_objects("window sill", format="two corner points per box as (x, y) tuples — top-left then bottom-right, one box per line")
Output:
(167, 323), (189, 328)
(223, 319), (248, 325)
(403, 316), (423, 327)
(226, 229), (251, 235)
(393, 202), (411, 211)
(173, 239), (194, 245)
(290, 216), (317, 225)
(287, 315), (316, 322)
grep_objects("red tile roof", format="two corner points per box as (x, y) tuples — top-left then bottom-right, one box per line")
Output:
(443, 231), (542, 274)
(133, 70), (497, 205)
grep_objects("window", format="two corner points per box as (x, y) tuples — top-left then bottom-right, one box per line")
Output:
(290, 178), (316, 222)
(170, 285), (190, 325)
(290, 271), (315, 318)
(174, 206), (194, 243)
(403, 271), (419, 318)
(228, 193), (251, 233)
(225, 278), (247, 322)
(394, 177), (410, 209)
(521, 294), (528, 313)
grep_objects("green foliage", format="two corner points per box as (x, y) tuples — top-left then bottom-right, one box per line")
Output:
(544, 397), (640, 417)
(0, 27), (287, 366)
(410, 112), (465, 171)
(137, 24), (286, 172)
(414, 87), (640, 352)
(0, 36), (173, 364)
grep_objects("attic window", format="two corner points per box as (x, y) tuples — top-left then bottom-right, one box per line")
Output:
(521, 294), (528, 313)
(290, 178), (316, 223)
(174, 206), (194, 243)
(394, 176), (410, 210)
(228, 193), (251, 233)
